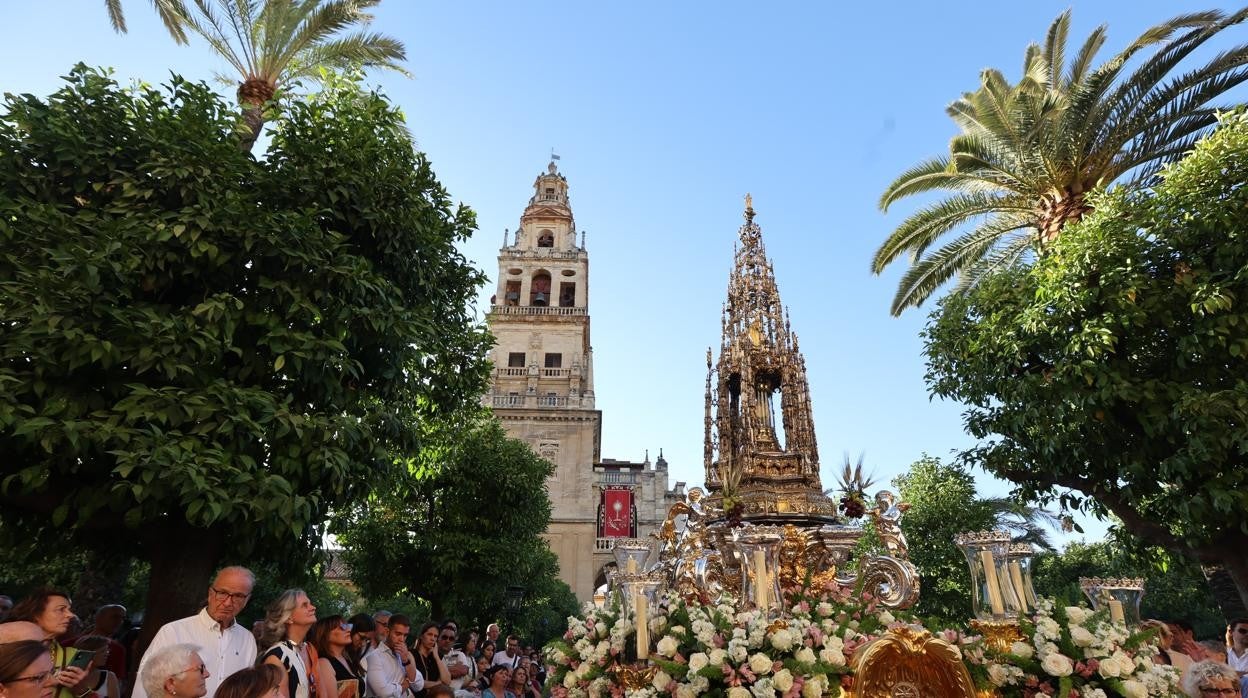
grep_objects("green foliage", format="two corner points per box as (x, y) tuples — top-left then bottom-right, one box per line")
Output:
(0, 66), (491, 608)
(334, 417), (578, 642)
(875, 8), (1248, 314)
(1031, 541), (1224, 637)
(891, 456), (996, 626)
(923, 111), (1248, 603)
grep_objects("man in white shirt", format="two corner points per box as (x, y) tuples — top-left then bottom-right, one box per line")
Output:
(132, 566), (258, 698)
(490, 635), (521, 669)
(364, 614), (424, 698)
(1226, 617), (1248, 697)
(437, 624), (471, 698)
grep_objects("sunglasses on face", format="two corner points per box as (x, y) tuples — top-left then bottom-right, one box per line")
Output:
(340, 622), (353, 631)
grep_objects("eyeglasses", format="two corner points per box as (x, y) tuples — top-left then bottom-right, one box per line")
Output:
(1200, 688), (1237, 696)
(10, 671), (53, 685)
(340, 622), (353, 631)
(172, 664), (209, 678)
(209, 588), (250, 603)
(439, 634), (455, 641)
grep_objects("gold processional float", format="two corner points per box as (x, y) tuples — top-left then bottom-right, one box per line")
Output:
(595, 197), (1066, 698)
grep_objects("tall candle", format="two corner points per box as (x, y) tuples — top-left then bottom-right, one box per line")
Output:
(752, 549), (768, 610)
(635, 594), (650, 659)
(979, 550), (1006, 616)
(1108, 598), (1124, 624)
(626, 557), (637, 574)
(1008, 560), (1029, 613)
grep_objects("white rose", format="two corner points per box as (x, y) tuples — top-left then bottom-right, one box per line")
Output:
(794, 647), (816, 665)
(1041, 652), (1073, 677)
(749, 678), (774, 698)
(1119, 680), (1146, 698)
(652, 670), (672, 692)
(708, 649), (728, 666)
(816, 602), (833, 617)
(801, 676), (824, 698)
(1009, 641), (1033, 659)
(877, 611), (895, 625)
(772, 669), (794, 693)
(657, 636), (680, 658)
(688, 652), (709, 673)
(563, 672), (579, 688)
(1098, 655), (1123, 678)
(987, 664), (1011, 687)
(818, 647), (846, 667)
(769, 629), (794, 652)
(823, 635), (844, 652)
(1065, 607), (1092, 625)
(1069, 626), (1096, 647)
(675, 686), (696, 698)
(728, 688), (752, 698)
(594, 622), (607, 636)
(748, 653), (774, 675)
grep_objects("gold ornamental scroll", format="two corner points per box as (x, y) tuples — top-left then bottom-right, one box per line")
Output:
(845, 626), (978, 698)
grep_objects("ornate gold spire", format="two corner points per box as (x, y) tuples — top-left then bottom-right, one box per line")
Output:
(703, 198), (832, 522)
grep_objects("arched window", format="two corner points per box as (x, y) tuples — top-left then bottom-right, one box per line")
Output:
(530, 271), (551, 306)
(537, 230), (554, 248)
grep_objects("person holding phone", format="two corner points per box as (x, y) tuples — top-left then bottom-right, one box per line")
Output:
(69, 637), (118, 698)
(7, 589), (92, 698)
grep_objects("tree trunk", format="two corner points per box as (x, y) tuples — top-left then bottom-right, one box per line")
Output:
(239, 105), (266, 153)
(132, 525), (225, 671)
(1208, 558), (1248, 622)
(74, 551), (133, 622)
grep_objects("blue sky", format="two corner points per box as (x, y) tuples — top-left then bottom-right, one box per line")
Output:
(3, 1), (1245, 542)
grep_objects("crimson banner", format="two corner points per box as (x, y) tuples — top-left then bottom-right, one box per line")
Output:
(601, 488), (633, 537)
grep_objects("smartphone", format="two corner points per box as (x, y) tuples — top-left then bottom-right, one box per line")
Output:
(67, 650), (95, 670)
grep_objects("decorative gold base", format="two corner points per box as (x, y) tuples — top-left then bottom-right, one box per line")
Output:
(969, 619), (1024, 654)
(608, 663), (656, 691)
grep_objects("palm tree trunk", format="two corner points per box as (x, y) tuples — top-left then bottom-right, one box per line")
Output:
(240, 105), (266, 153)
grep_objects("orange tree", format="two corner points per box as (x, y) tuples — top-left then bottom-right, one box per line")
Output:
(0, 67), (490, 644)
(923, 112), (1248, 611)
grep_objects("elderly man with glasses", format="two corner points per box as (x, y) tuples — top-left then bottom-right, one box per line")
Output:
(132, 566), (257, 698)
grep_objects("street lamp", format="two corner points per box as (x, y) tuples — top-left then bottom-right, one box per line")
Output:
(505, 585), (526, 614)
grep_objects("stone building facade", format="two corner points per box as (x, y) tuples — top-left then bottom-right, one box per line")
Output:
(484, 162), (683, 602)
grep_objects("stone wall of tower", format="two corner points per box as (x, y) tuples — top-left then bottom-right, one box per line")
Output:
(486, 163), (682, 603)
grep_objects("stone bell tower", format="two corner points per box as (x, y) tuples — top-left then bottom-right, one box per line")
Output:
(485, 160), (601, 600)
(703, 196), (836, 523)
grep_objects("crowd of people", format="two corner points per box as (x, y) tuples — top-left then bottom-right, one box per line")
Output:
(5, 573), (1248, 698)
(0, 568), (549, 698)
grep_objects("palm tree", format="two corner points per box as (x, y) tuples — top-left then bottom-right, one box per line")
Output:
(873, 9), (1248, 315)
(107, 0), (408, 151)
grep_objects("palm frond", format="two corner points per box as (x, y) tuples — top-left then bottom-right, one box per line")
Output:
(889, 219), (1034, 315)
(873, 192), (1031, 273)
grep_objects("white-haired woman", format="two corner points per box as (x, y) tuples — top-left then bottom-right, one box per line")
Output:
(258, 590), (318, 698)
(1180, 660), (1239, 697)
(139, 644), (209, 698)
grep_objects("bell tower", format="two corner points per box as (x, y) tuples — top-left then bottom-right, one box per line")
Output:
(486, 160), (600, 600)
(703, 196), (835, 522)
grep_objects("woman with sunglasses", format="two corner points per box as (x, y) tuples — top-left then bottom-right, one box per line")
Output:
(311, 617), (361, 698)
(0, 640), (57, 698)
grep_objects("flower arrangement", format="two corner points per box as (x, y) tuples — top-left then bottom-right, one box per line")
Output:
(963, 599), (1182, 698)
(545, 583), (908, 698)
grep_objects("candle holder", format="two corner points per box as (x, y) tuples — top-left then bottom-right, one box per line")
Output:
(614, 571), (665, 616)
(612, 538), (653, 575)
(954, 530), (1021, 621)
(1079, 577), (1144, 626)
(1005, 543), (1038, 615)
(736, 525), (785, 617)
(969, 618), (1026, 654)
